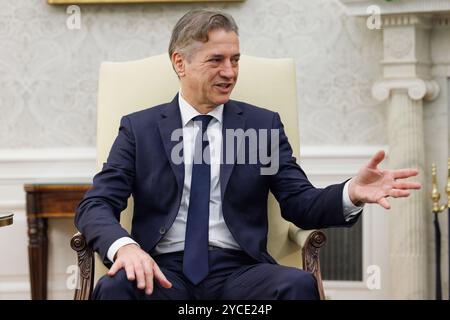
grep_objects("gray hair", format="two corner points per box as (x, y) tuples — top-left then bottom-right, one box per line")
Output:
(168, 9), (239, 61)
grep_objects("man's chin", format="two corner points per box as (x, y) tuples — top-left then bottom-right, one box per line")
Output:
(213, 94), (232, 106)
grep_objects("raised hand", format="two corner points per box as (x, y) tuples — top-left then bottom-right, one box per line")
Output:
(348, 150), (422, 209)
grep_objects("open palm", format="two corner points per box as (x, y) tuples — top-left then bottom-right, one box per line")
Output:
(349, 150), (421, 209)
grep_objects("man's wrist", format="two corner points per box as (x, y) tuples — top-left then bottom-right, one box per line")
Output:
(115, 243), (139, 260)
(107, 237), (139, 262)
(348, 178), (364, 206)
(343, 179), (364, 221)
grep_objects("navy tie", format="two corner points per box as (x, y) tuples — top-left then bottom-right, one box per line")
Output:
(183, 115), (213, 285)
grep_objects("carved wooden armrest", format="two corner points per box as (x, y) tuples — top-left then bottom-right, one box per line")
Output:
(70, 232), (95, 300)
(288, 225), (327, 300)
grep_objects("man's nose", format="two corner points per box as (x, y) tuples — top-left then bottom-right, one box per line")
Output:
(219, 61), (236, 79)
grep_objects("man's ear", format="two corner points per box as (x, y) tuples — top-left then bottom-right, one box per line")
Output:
(171, 52), (185, 78)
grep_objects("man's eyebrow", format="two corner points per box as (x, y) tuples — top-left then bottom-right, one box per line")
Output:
(206, 54), (241, 60)
(207, 54), (225, 59)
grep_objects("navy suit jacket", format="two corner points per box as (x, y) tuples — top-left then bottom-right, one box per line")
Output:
(75, 94), (358, 267)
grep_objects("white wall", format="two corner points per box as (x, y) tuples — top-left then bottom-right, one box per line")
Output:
(0, 0), (385, 148)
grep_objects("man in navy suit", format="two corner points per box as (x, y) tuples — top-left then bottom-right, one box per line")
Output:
(75, 9), (421, 300)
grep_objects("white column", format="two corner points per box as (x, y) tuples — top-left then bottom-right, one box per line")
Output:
(372, 14), (439, 299)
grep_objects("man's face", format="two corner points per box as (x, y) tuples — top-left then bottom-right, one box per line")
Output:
(176, 29), (240, 111)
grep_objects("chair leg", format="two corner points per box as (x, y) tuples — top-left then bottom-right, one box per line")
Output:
(301, 230), (327, 300)
(70, 232), (95, 300)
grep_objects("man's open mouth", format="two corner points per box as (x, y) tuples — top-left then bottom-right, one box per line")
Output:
(215, 83), (233, 88)
(214, 83), (233, 92)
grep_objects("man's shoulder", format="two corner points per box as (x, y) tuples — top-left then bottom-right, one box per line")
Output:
(124, 103), (170, 124)
(124, 102), (168, 121)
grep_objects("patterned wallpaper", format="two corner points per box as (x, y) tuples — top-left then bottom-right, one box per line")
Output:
(0, 0), (385, 148)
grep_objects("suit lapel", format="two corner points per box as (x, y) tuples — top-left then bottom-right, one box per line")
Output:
(157, 96), (245, 198)
(158, 94), (185, 192)
(220, 100), (245, 201)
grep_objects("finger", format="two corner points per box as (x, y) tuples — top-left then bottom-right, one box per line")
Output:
(143, 265), (154, 295)
(124, 263), (136, 281)
(108, 260), (122, 276)
(153, 262), (172, 289)
(378, 197), (391, 209)
(134, 263), (146, 290)
(393, 181), (422, 190)
(392, 169), (419, 179)
(387, 189), (410, 198)
(367, 150), (385, 169)
(144, 263), (154, 295)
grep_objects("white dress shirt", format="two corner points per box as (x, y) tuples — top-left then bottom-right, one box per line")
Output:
(106, 93), (363, 262)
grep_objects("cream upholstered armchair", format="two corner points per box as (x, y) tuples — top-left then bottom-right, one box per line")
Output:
(71, 54), (327, 300)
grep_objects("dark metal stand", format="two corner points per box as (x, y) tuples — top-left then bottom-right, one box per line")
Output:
(433, 212), (442, 300)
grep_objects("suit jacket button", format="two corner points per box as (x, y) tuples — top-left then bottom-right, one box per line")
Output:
(159, 227), (166, 235)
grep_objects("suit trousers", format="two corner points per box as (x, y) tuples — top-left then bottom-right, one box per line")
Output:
(93, 247), (320, 300)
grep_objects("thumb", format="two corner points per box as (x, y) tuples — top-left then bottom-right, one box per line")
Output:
(367, 150), (385, 169)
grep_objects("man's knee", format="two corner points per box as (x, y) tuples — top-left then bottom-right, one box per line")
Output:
(278, 269), (320, 300)
(93, 269), (138, 300)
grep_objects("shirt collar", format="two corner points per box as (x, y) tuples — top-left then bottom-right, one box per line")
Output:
(178, 91), (223, 127)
